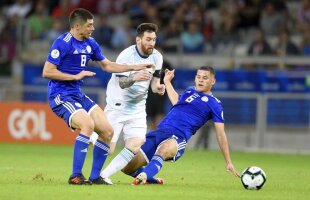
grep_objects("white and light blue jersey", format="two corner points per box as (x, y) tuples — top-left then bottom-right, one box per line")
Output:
(158, 86), (224, 141)
(46, 32), (105, 97)
(105, 45), (163, 115)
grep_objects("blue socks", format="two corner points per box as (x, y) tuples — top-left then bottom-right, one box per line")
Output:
(129, 167), (144, 178)
(89, 139), (110, 180)
(130, 167), (159, 183)
(143, 154), (164, 179)
(71, 134), (110, 180)
(72, 133), (90, 177)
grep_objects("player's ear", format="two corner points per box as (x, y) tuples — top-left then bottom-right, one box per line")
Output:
(212, 78), (216, 85)
(74, 22), (81, 30)
(136, 36), (141, 44)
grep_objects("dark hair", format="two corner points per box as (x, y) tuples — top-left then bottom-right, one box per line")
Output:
(198, 66), (215, 76)
(69, 8), (93, 28)
(136, 23), (158, 37)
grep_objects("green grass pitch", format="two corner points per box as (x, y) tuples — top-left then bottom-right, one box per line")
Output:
(0, 143), (309, 200)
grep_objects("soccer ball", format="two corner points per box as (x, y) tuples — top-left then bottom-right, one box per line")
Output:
(241, 166), (267, 190)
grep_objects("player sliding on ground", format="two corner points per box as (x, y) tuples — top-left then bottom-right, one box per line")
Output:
(121, 67), (240, 184)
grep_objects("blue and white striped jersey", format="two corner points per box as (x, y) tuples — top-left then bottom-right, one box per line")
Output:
(105, 45), (163, 114)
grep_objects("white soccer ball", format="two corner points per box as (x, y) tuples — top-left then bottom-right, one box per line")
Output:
(241, 166), (267, 190)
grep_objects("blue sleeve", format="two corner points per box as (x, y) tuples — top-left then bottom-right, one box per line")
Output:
(178, 86), (194, 100)
(178, 90), (186, 100)
(211, 103), (225, 123)
(46, 39), (68, 66)
(90, 39), (105, 61)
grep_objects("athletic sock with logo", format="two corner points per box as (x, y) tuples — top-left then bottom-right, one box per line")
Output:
(101, 148), (134, 178)
(143, 154), (164, 179)
(72, 133), (90, 177)
(90, 139), (110, 180)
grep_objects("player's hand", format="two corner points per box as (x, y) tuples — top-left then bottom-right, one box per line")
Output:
(226, 163), (240, 177)
(75, 70), (96, 80)
(132, 70), (152, 82)
(157, 84), (165, 95)
(134, 63), (155, 70)
(163, 69), (175, 83)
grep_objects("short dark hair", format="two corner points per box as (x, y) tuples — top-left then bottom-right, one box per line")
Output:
(136, 23), (158, 37)
(69, 8), (93, 27)
(198, 66), (215, 76)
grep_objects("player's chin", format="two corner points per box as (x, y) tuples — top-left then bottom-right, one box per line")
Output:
(86, 33), (92, 38)
(147, 48), (153, 55)
(196, 86), (205, 92)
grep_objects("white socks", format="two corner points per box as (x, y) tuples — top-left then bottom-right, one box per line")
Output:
(101, 148), (135, 178)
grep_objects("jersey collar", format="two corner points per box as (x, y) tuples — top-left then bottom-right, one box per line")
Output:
(135, 45), (149, 59)
(194, 87), (213, 95)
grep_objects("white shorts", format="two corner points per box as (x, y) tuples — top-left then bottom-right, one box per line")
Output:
(104, 107), (147, 143)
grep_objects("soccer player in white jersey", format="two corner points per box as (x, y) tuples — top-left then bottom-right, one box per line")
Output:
(42, 8), (153, 185)
(90, 23), (165, 184)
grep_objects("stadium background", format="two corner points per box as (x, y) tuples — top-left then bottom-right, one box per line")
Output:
(0, 0), (309, 152)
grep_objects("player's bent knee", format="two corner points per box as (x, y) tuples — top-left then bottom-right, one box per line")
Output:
(125, 144), (142, 154)
(79, 120), (95, 136)
(156, 148), (174, 160)
(125, 138), (144, 154)
(97, 126), (113, 141)
(156, 140), (177, 159)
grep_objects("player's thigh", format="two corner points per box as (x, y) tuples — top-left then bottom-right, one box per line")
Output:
(71, 110), (94, 135)
(104, 108), (126, 146)
(123, 117), (147, 141)
(90, 106), (113, 139)
(110, 121), (124, 144)
(122, 151), (147, 175)
(156, 139), (178, 160)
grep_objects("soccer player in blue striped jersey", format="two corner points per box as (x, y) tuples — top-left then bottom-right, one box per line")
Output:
(121, 66), (240, 185)
(42, 8), (153, 185)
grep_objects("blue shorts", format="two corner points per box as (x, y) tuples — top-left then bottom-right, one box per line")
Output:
(140, 129), (187, 163)
(48, 93), (97, 128)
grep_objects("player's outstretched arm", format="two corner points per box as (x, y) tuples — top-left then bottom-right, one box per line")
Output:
(151, 77), (165, 95)
(118, 70), (152, 89)
(97, 59), (154, 73)
(42, 61), (96, 80)
(214, 122), (240, 177)
(163, 69), (178, 105)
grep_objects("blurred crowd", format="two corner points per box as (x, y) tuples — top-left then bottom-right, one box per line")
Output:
(1, 0), (310, 76)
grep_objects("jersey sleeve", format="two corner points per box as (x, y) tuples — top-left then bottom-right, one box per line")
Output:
(211, 101), (225, 123)
(90, 39), (105, 61)
(178, 87), (194, 100)
(154, 52), (163, 71)
(46, 39), (68, 65)
(114, 48), (131, 77)
(153, 52), (163, 78)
